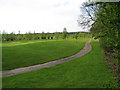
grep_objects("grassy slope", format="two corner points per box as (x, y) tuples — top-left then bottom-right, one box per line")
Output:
(3, 40), (114, 88)
(2, 39), (88, 70)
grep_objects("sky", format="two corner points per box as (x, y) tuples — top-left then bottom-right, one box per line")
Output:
(0, 0), (87, 34)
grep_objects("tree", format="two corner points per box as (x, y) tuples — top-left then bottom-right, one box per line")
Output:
(78, 0), (119, 60)
(55, 32), (59, 39)
(18, 30), (20, 34)
(41, 31), (46, 39)
(77, 0), (98, 30)
(62, 28), (67, 39)
(74, 33), (78, 40)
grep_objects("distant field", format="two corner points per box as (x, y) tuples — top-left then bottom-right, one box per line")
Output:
(3, 40), (116, 88)
(2, 38), (88, 70)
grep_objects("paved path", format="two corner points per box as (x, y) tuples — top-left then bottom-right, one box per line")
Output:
(0, 40), (92, 77)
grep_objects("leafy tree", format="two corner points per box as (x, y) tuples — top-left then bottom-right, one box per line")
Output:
(78, 0), (119, 60)
(74, 33), (78, 40)
(41, 31), (46, 39)
(55, 32), (59, 39)
(62, 28), (67, 39)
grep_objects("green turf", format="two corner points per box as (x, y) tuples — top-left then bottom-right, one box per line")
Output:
(2, 38), (88, 70)
(2, 40), (115, 88)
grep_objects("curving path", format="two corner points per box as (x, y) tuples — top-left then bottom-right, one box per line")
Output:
(0, 39), (92, 77)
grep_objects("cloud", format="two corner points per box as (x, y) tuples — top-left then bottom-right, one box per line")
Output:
(63, 1), (69, 6)
(53, 3), (61, 8)
(53, 1), (69, 8)
(0, 0), (86, 34)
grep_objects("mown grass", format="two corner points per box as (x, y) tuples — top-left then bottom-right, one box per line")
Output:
(2, 38), (88, 70)
(2, 40), (115, 88)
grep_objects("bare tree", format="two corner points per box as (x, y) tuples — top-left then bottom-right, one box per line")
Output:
(77, 0), (99, 29)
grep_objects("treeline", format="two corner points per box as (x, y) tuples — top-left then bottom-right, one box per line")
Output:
(1, 29), (91, 41)
(90, 2), (119, 60)
(78, 1), (119, 60)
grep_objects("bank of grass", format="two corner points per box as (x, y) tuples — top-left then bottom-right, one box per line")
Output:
(2, 38), (88, 70)
(3, 40), (115, 88)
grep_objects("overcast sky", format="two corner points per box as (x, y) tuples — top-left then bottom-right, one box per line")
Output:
(0, 0), (87, 34)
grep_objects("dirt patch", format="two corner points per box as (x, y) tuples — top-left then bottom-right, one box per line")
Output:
(104, 54), (119, 88)
(95, 39), (99, 42)
(109, 64), (119, 70)
(104, 56), (117, 63)
(113, 71), (120, 77)
(104, 55), (120, 80)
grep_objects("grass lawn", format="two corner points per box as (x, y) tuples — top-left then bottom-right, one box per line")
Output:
(2, 38), (88, 70)
(2, 40), (115, 88)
